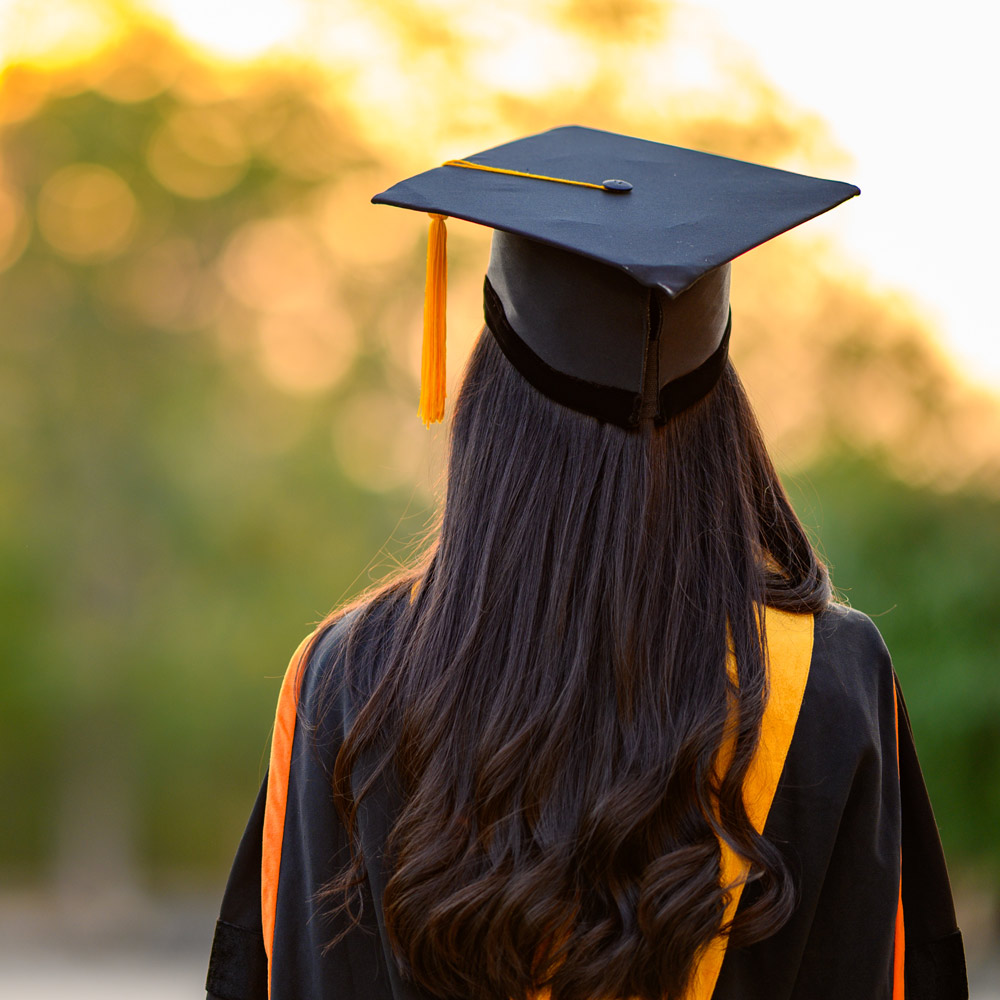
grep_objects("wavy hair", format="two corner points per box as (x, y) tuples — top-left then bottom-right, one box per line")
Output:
(315, 328), (830, 1000)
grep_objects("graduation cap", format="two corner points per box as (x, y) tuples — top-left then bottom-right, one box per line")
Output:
(372, 125), (859, 428)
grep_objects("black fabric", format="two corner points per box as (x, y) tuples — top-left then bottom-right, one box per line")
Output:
(269, 610), (397, 1000)
(485, 228), (650, 392)
(484, 274), (642, 428)
(713, 606), (967, 1000)
(895, 678), (969, 999)
(656, 310), (732, 424)
(372, 125), (859, 300)
(207, 920), (269, 1000)
(371, 125), (857, 434)
(205, 610), (398, 1000)
(484, 275), (731, 429)
(205, 776), (269, 1000)
(206, 603), (967, 1000)
(713, 605), (900, 998)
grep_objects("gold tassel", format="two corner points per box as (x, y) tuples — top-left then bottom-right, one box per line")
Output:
(419, 212), (448, 426)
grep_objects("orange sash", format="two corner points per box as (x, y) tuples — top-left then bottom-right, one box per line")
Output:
(683, 607), (814, 999)
(261, 630), (317, 999)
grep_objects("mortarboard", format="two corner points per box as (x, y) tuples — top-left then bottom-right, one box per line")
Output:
(372, 125), (859, 429)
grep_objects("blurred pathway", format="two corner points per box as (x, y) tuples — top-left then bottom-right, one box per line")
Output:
(0, 953), (207, 1000)
(0, 892), (996, 998)
(2, 949), (996, 999)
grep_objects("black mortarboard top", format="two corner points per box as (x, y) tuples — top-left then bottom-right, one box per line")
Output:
(372, 125), (859, 428)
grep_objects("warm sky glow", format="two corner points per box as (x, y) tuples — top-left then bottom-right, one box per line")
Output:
(1, 0), (997, 393)
(689, 0), (1000, 390)
(147, 0), (305, 58)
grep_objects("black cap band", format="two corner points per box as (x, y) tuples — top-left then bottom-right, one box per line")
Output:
(485, 275), (642, 427)
(657, 310), (731, 425)
(484, 275), (731, 429)
(482, 228), (732, 429)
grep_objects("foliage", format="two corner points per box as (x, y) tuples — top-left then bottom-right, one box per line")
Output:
(0, 29), (996, 896)
(787, 451), (1000, 881)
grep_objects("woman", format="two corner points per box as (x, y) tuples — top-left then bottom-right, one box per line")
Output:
(206, 127), (967, 1000)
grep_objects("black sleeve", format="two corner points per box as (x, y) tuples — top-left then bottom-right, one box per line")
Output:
(206, 774), (269, 1000)
(205, 615), (399, 1000)
(894, 675), (968, 1000)
(265, 629), (392, 1000)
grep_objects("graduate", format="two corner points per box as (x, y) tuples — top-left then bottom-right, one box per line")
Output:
(205, 126), (968, 1000)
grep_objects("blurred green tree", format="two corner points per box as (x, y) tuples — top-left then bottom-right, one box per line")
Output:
(787, 451), (1000, 883)
(0, 37), (439, 888)
(0, 24), (996, 904)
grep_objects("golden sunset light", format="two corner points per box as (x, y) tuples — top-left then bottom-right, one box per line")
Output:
(2, 0), (996, 392)
(1, 3), (999, 997)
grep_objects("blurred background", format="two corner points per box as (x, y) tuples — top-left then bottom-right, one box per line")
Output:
(0, 0), (997, 996)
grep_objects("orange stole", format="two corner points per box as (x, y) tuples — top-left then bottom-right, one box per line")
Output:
(892, 683), (905, 999)
(261, 629), (318, 1000)
(530, 607), (814, 1000)
(683, 607), (814, 1000)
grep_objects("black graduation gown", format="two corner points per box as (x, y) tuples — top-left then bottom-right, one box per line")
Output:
(205, 604), (968, 1000)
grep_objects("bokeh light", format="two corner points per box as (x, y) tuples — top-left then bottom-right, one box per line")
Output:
(37, 163), (138, 261)
(219, 216), (330, 313)
(146, 105), (248, 198)
(148, 0), (305, 59)
(0, 181), (29, 270)
(0, 1), (998, 995)
(256, 304), (356, 395)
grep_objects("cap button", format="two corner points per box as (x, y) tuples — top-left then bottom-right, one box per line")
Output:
(602, 178), (633, 192)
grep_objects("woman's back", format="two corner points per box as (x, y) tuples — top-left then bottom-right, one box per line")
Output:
(207, 599), (964, 1000)
(205, 127), (967, 1000)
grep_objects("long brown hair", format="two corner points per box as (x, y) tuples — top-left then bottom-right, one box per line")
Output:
(315, 328), (830, 1000)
